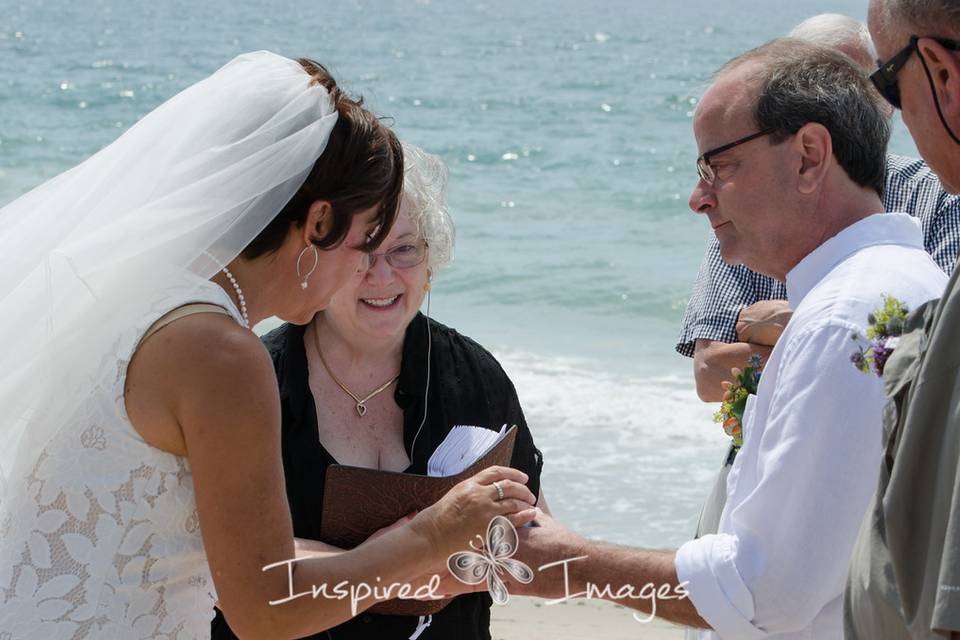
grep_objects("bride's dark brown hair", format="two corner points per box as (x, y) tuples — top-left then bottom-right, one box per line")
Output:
(242, 58), (403, 259)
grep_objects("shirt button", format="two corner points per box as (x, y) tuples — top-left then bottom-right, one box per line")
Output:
(362, 615), (372, 623)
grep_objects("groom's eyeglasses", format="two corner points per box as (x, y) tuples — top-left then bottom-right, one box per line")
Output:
(871, 35), (960, 109)
(696, 129), (775, 186)
(361, 240), (428, 271)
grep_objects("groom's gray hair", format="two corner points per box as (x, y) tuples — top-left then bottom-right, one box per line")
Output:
(875, 0), (960, 37)
(716, 38), (891, 197)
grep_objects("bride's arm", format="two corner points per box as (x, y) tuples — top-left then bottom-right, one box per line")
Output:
(128, 314), (537, 639)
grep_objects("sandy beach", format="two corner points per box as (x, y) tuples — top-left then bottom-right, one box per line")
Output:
(491, 597), (687, 640)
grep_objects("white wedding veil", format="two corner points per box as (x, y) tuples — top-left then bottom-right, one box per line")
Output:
(0, 51), (338, 507)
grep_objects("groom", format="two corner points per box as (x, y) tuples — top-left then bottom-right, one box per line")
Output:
(509, 39), (948, 638)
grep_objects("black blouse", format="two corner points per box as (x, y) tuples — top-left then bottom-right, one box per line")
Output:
(211, 313), (543, 640)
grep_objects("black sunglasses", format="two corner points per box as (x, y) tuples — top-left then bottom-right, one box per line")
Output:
(696, 128), (775, 185)
(871, 35), (960, 109)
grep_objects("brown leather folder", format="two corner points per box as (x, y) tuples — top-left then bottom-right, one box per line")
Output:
(319, 425), (518, 616)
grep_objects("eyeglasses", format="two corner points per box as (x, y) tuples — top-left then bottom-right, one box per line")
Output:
(871, 35), (960, 109)
(362, 240), (428, 270)
(696, 128), (775, 185)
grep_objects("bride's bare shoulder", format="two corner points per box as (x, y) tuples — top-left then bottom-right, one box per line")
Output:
(125, 312), (278, 455)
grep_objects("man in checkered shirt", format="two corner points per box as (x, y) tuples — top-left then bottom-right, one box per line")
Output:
(681, 14), (960, 539)
(679, 16), (960, 404)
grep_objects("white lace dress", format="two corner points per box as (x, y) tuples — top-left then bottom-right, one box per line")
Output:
(0, 277), (243, 639)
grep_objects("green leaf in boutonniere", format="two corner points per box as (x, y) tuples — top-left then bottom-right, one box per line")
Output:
(851, 294), (909, 378)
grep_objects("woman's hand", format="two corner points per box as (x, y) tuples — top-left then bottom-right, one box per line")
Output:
(366, 512), (418, 543)
(410, 466), (537, 561)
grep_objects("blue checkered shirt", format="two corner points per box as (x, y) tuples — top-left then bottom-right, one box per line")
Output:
(676, 154), (960, 357)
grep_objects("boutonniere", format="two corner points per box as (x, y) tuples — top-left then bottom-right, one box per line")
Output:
(714, 354), (763, 450)
(850, 294), (909, 378)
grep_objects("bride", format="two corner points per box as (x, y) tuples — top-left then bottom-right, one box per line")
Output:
(0, 51), (536, 639)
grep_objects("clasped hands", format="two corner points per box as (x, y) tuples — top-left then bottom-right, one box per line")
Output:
(735, 299), (792, 347)
(419, 512), (584, 602)
(364, 508), (581, 602)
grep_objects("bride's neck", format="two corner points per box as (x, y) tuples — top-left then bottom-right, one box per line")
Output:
(209, 255), (280, 327)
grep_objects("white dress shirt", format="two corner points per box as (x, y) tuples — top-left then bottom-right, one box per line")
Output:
(675, 213), (948, 639)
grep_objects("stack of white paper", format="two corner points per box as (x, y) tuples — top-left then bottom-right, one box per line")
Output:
(427, 424), (509, 477)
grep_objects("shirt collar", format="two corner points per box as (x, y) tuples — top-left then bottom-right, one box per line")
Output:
(275, 322), (311, 423)
(785, 213), (923, 307)
(397, 312), (430, 401)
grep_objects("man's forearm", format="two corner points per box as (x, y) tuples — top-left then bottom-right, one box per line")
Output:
(528, 540), (708, 629)
(574, 542), (707, 628)
(693, 339), (773, 402)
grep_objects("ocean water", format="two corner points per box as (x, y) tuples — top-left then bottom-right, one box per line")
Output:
(2, 0), (921, 547)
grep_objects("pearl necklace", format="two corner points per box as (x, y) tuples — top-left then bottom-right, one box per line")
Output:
(220, 264), (250, 328)
(204, 252), (250, 328)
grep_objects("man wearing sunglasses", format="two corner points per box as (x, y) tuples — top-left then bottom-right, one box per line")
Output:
(845, 2), (960, 638)
(509, 39), (946, 640)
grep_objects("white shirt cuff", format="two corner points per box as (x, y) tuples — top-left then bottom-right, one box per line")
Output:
(675, 534), (765, 639)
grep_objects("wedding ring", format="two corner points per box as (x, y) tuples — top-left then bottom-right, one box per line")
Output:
(493, 481), (505, 502)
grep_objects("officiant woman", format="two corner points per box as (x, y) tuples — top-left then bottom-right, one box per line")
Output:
(212, 143), (547, 640)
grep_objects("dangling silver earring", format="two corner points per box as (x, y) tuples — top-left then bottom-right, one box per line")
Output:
(297, 244), (319, 289)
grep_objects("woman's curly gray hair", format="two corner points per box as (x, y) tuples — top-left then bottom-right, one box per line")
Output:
(401, 143), (455, 272)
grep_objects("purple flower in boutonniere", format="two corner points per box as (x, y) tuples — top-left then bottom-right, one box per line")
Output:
(713, 355), (763, 450)
(851, 294), (909, 378)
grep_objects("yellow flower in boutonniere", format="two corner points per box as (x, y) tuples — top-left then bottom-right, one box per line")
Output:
(713, 354), (763, 450)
